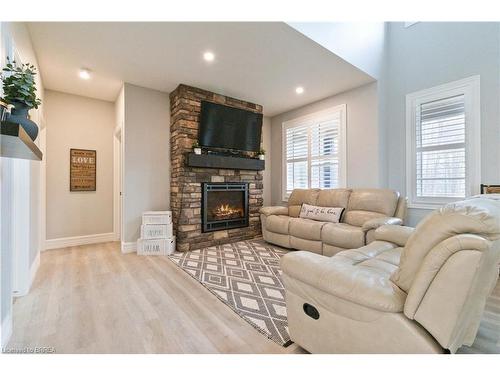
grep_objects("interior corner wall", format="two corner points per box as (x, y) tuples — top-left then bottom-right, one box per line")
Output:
(45, 90), (115, 239)
(383, 22), (500, 226)
(270, 81), (379, 205)
(114, 85), (124, 240)
(122, 83), (170, 244)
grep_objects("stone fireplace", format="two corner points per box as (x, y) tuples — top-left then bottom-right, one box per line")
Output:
(170, 84), (264, 252)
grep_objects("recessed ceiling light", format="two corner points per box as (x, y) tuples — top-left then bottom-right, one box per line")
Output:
(79, 68), (91, 80)
(203, 51), (215, 62)
(295, 86), (304, 94)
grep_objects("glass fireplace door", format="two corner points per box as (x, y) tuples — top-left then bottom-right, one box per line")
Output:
(202, 183), (249, 232)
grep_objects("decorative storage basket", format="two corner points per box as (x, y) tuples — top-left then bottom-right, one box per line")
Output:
(137, 237), (176, 256)
(142, 211), (172, 225)
(140, 224), (173, 239)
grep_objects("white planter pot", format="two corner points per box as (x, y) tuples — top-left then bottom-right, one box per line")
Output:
(259, 154), (265, 160)
(194, 148), (202, 155)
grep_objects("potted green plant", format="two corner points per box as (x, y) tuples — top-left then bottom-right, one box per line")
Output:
(258, 148), (265, 160)
(192, 140), (202, 155)
(1, 57), (42, 141)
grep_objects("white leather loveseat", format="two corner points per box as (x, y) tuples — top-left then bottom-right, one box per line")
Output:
(260, 188), (407, 255)
(281, 195), (500, 353)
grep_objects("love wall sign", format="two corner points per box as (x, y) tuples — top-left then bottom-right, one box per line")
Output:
(70, 149), (96, 191)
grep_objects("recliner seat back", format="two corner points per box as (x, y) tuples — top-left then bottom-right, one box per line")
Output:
(392, 196), (500, 352)
(287, 189), (321, 217)
(343, 189), (400, 226)
(287, 188), (403, 224)
(392, 197), (500, 292)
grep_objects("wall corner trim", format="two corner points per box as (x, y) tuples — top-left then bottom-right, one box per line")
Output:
(44, 232), (117, 251)
(121, 241), (137, 254)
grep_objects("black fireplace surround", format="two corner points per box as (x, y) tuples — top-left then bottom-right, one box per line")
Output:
(202, 182), (249, 232)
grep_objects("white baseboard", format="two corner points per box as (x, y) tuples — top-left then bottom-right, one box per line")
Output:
(121, 241), (137, 253)
(1, 311), (13, 348)
(44, 232), (117, 251)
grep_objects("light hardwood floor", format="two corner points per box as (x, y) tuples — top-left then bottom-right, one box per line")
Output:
(6, 242), (500, 354)
(7, 242), (304, 354)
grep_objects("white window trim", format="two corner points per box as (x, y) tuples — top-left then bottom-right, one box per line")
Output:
(281, 104), (347, 202)
(405, 76), (481, 209)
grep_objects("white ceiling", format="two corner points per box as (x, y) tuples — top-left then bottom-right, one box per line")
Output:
(27, 22), (374, 116)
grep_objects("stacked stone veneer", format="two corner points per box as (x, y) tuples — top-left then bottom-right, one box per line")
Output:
(170, 84), (264, 252)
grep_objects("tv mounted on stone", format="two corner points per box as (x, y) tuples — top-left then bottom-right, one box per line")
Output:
(198, 100), (263, 152)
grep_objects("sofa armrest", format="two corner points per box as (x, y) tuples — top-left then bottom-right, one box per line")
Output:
(281, 251), (406, 313)
(260, 206), (288, 217)
(362, 216), (403, 232)
(374, 225), (415, 247)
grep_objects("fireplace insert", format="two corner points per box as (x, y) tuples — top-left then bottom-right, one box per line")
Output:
(202, 182), (249, 232)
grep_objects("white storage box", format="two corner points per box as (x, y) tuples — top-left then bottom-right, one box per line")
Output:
(140, 224), (173, 239)
(142, 211), (172, 225)
(137, 237), (176, 256)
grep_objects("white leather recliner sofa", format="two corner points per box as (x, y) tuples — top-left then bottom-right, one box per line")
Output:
(281, 195), (500, 353)
(260, 188), (407, 255)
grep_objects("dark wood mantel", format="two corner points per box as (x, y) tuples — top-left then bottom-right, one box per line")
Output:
(186, 153), (265, 171)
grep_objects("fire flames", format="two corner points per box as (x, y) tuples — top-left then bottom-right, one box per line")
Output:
(213, 204), (243, 220)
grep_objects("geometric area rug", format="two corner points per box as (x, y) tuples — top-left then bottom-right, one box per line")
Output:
(168, 239), (291, 346)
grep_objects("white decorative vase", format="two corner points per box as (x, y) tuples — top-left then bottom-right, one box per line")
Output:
(259, 154), (265, 160)
(194, 148), (202, 155)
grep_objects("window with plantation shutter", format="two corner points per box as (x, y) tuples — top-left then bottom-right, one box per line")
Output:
(406, 76), (481, 208)
(282, 105), (346, 200)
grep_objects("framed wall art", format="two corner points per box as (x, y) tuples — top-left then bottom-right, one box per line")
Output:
(70, 148), (96, 191)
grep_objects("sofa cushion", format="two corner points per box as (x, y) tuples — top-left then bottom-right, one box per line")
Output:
(322, 223), (366, 249)
(375, 247), (403, 267)
(316, 188), (351, 209)
(343, 189), (400, 226)
(290, 236), (323, 254)
(281, 248), (407, 313)
(289, 218), (327, 241)
(343, 211), (387, 227)
(260, 206), (288, 216)
(334, 242), (402, 275)
(288, 189), (320, 217)
(266, 215), (291, 235)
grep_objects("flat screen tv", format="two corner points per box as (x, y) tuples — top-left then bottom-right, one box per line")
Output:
(198, 101), (263, 152)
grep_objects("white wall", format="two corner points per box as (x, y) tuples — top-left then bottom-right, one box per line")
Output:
(288, 22), (386, 80)
(8, 23), (45, 268)
(270, 82), (379, 205)
(44, 90), (115, 240)
(0, 21), (44, 346)
(382, 22), (500, 225)
(122, 84), (170, 245)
